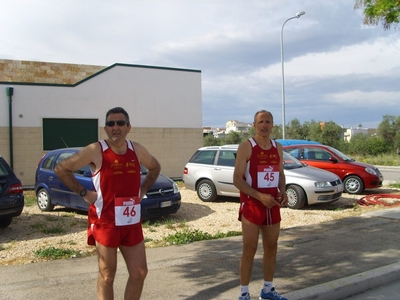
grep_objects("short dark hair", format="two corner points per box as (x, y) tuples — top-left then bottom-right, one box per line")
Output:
(105, 107), (130, 125)
(253, 110), (273, 123)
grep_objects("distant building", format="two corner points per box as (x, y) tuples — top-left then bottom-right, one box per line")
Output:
(344, 127), (377, 142)
(203, 127), (226, 138)
(202, 120), (251, 139)
(225, 120), (252, 134)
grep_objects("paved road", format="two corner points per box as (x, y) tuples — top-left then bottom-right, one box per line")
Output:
(1, 207), (400, 300)
(379, 166), (400, 183)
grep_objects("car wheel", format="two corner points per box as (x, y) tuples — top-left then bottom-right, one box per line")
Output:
(343, 175), (364, 194)
(0, 217), (12, 228)
(286, 185), (306, 209)
(196, 179), (217, 202)
(37, 188), (55, 211)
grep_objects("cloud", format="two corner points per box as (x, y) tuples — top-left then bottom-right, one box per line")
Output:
(0, 0), (399, 130)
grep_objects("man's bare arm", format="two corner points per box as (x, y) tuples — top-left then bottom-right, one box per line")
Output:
(54, 143), (99, 204)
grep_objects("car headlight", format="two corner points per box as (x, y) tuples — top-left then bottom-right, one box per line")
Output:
(173, 181), (180, 193)
(365, 167), (378, 176)
(314, 181), (333, 188)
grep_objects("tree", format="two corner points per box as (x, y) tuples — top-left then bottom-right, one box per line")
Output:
(377, 114), (397, 148)
(354, 0), (400, 30)
(308, 120), (343, 148)
(286, 118), (305, 139)
(271, 124), (282, 140)
(224, 131), (242, 145)
(204, 134), (221, 146)
(349, 133), (389, 155)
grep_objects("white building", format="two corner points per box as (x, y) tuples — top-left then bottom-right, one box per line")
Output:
(344, 127), (377, 142)
(225, 120), (251, 134)
(0, 60), (203, 185)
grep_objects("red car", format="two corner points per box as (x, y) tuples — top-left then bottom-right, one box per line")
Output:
(282, 144), (383, 194)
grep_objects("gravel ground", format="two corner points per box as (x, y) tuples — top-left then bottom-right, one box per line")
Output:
(1, 187), (399, 266)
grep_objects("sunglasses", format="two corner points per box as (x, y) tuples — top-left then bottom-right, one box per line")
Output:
(105, 120), (129, 127)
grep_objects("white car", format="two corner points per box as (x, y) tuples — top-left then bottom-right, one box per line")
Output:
(183, 144), (344, 209)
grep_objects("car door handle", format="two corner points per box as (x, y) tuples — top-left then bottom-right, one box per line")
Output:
(214, 167), (222, 170)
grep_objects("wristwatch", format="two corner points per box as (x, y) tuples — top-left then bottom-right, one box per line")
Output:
(79, 188), (87, 197)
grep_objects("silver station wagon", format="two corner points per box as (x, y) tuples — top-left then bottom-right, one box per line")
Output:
(183, 144), (344, 209)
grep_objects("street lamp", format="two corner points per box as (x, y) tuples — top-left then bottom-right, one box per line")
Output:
(280, 11), (305, 139)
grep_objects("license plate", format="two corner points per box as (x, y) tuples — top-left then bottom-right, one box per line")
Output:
(160, 201), (172, 208)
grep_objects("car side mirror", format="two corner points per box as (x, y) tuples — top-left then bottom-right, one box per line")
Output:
(329, 156), (338, 163)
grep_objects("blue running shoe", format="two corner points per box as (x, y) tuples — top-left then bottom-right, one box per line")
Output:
(239, 292), (251, 300)
(259, 287), (287, 300)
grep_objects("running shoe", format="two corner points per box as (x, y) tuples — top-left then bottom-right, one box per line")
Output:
(259, 287), (288, 300)
(239, 292), (251, 300)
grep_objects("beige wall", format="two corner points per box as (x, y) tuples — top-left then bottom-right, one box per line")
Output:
(126, 127), (203, 179)
(1, 126), (202, 187)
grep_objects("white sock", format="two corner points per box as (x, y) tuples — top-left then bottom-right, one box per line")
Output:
(263, 281), (273, 293)
(240, 285), (249, 295)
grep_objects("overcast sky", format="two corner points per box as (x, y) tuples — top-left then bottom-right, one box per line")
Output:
(1, 0), (399, 129)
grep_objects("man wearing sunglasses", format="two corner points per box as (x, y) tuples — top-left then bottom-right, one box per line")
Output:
(55, 106), (161, 300)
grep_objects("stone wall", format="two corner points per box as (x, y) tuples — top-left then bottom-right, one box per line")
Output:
(0, 59), (105, 84)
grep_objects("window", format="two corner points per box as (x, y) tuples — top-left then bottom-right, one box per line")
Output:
(217, 150), (236, 167)
(190, 150), (217, 165)
(304, 148), (330, 161)
(43, 118), (98, 150)
(41, 154), (57, 170)
(0, 161), (9, 176)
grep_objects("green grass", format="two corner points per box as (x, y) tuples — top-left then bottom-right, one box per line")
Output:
(34, 246), (89, 259)
(143, 217), (187, 230)
(24, 191), (37, 207)
(31, 221), (65, 234)
(390, 181), (400, 189)
(350, 153), (400, 166)
(162, 229), (242, 246)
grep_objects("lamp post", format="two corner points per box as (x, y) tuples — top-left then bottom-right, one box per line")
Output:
(281, 11), (305, 139)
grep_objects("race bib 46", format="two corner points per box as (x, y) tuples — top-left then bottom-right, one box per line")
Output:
(114, 196), (141, 226)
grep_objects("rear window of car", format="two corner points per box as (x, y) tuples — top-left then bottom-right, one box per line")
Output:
(0, 160), (10, 176)
(190, 150), (217, 165)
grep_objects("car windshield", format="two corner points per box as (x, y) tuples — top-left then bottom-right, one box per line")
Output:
(326, 146), (354, 161)
(282, 152), (304, 169)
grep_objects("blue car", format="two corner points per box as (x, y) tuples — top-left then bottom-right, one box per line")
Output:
(274, 139), (321, 146)
(34, 148), (181, 220)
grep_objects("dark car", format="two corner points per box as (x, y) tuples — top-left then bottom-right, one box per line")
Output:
(0, 156), (24, 228)
(34, 148), (181, 220)
(282, 144), (383, 194)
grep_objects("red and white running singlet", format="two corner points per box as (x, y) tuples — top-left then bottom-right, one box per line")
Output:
(88, 140), (142, 238)
(238, 138), (282, 225)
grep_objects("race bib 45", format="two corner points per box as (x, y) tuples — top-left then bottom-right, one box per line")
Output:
(257, 165), (279, 188)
